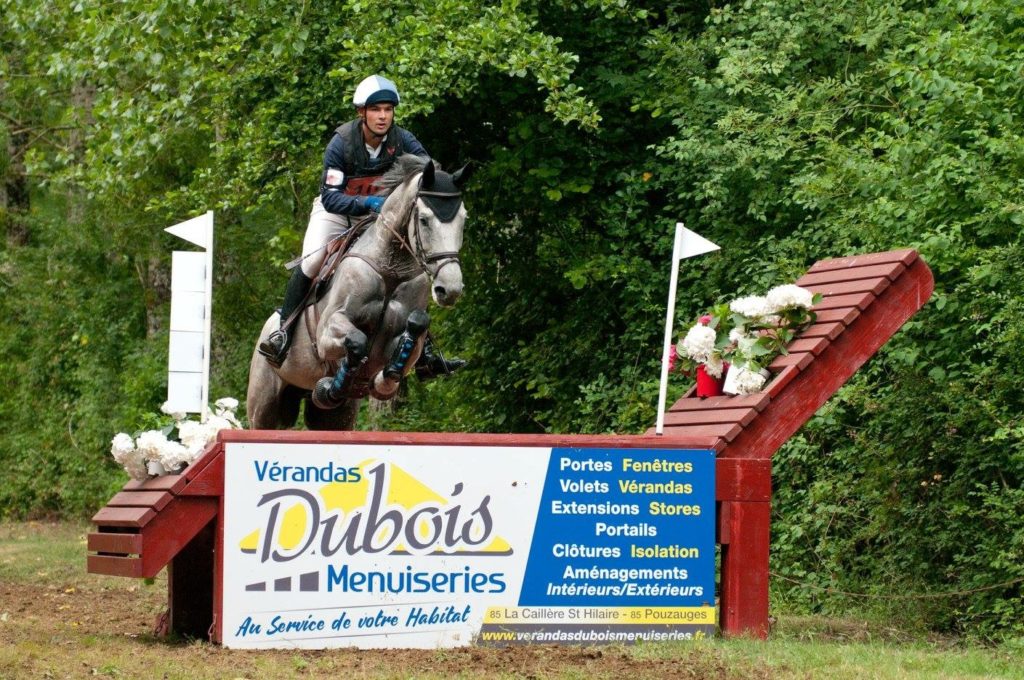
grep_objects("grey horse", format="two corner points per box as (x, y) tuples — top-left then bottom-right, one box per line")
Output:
(247, 156), (468, 430)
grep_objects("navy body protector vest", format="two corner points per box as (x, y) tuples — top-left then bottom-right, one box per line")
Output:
(334, 119), (407, 196)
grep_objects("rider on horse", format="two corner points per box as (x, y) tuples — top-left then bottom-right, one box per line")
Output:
(258, 75), (465, 379)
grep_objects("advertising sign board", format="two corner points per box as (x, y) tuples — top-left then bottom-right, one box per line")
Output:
(222, 443), (715, 648)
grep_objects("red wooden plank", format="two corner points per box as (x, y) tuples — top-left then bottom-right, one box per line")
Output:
(183, 442), (224, 481)
(768, 352), (813, 371)
(724, 256), (934, 460)
(796, 261), (906, 286)
(719, 500), (771, 639)
(219, 429), (726, 451)
(807, 277), (892, 298)
(658, 422), (744, 442)
(765, 366), (800, 399)
(786, 336), (830, 356)
(663, 407), (759, 428)
(124, 474), (187, 495)
(813, 307), (861, 325)
(798, 321), (844, 340)
(669, 393), (772, 413)
(212, 494), (226, 644)
(717, 502), (731, 545)
(140, 497), (219, 578)
(715, 458), (770, 502)
(88, 532), (143, 555)
(641, 428), (731, 450)
(179, 449), (224, 497)
(808, 248), (918, 273)
(92, 506), (156, 528)
(107, 490), (173, 512)
(813, 291), (875, 311)
(87, 554), (143, 578)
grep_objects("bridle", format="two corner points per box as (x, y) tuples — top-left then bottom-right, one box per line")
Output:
(412, 187), (463, 280)
(375, 176), (463, 282)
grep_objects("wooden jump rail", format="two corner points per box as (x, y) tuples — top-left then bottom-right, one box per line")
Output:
(88, 248), (933, 641)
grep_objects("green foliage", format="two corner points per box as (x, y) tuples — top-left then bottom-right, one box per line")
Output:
(2, 0), (1024, 639)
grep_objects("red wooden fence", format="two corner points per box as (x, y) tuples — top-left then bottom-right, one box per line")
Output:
(88, 249), (933, 641)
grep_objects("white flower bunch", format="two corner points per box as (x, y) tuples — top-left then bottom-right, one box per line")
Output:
(729, 366), (769, 395)
(730, 295), (774, 318)
(766, 284), (815, 312)
(703, 355), (726, 379)
(679, 324), (717, 364)
(110, 397), (243, 481)
(677, 282), (818, 397)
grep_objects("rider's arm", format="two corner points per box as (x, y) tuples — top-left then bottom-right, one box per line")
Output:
(400, 129), (429, 158)
(320, 134), (373, 216)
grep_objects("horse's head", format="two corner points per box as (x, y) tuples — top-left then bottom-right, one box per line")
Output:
(408, 161), (470, 307)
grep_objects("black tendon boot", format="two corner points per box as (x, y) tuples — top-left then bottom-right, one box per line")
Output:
(414, 334), (467, 381)
(258, 269), (313, 367)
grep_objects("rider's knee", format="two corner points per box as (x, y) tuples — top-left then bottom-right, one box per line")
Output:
(300, 253), (326, 278)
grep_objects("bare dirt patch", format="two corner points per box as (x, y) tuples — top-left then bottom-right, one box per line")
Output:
(0, 572), (763, 679)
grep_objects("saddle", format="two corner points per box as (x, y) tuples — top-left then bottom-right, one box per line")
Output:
(277, 216), (372, 341)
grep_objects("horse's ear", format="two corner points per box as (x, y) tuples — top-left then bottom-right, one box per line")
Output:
(452, 162), (474, 188)
(421, 160), (435, 188)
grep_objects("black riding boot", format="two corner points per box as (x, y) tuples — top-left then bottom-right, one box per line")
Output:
(414, 334), (467, 381)
(258, 269), (313, 367)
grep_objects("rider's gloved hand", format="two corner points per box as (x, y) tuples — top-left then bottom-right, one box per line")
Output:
(363, 196), (385, 213)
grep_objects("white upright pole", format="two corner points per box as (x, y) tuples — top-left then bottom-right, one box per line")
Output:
(200, 212), (214, 423)
(655, 223), (684, 435)
(166, 210), (215, 418)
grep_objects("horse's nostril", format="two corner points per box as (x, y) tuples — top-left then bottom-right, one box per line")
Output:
(434, 286), (446, 299)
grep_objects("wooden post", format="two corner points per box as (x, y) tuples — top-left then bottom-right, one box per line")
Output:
(168, 519), (216, 639)
(719, 499), (771, 638)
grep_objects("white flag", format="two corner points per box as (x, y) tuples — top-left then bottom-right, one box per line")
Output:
(676, 223), (720, 261)
(165, 211), (213, 250)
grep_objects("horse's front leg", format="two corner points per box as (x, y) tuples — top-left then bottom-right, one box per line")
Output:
(371, 308), (430, 400)
(311, 310), (369, 409)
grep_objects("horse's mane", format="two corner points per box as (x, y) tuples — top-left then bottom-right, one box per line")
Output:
(376, 154), (436, 196)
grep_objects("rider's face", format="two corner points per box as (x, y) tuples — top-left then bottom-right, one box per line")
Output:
(359, 103), (395, 138)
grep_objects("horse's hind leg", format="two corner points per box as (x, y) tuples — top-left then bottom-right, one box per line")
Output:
(246, 349), (302, 429)
(304, 397), (360, 431)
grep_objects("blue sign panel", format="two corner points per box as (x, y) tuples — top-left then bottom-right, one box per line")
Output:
(518, 447), (715, 607)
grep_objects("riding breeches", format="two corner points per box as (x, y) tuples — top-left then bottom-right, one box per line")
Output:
(299, 197), (354, 278)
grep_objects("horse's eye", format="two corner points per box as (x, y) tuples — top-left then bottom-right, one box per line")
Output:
(419, 215), (430, 226)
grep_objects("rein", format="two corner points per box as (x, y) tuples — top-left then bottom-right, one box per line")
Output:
(371, 182), (463, 281)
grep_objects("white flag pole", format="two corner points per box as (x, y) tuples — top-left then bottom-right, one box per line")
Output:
(165, 210), (214, 420)
(655, 223), (684, 435)
(200, 211), (214, 423)
(656, 222), (721, 435)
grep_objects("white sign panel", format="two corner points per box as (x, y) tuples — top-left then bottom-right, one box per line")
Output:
(168, 330), (205, 373)
(171, 251), (208, 292)
(165, 371), (204, 413)
(222, 443), (716, 649)
(169, 291), (206, 333)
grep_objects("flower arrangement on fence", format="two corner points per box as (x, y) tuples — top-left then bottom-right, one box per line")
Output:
(675, 284), (820, 396)
(110, 397), (242, 481)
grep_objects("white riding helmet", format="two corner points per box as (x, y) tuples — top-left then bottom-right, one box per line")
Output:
(352, 75), (400, 107)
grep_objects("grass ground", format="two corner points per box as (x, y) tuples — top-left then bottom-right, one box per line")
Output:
(1, 521), (1022, 679)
